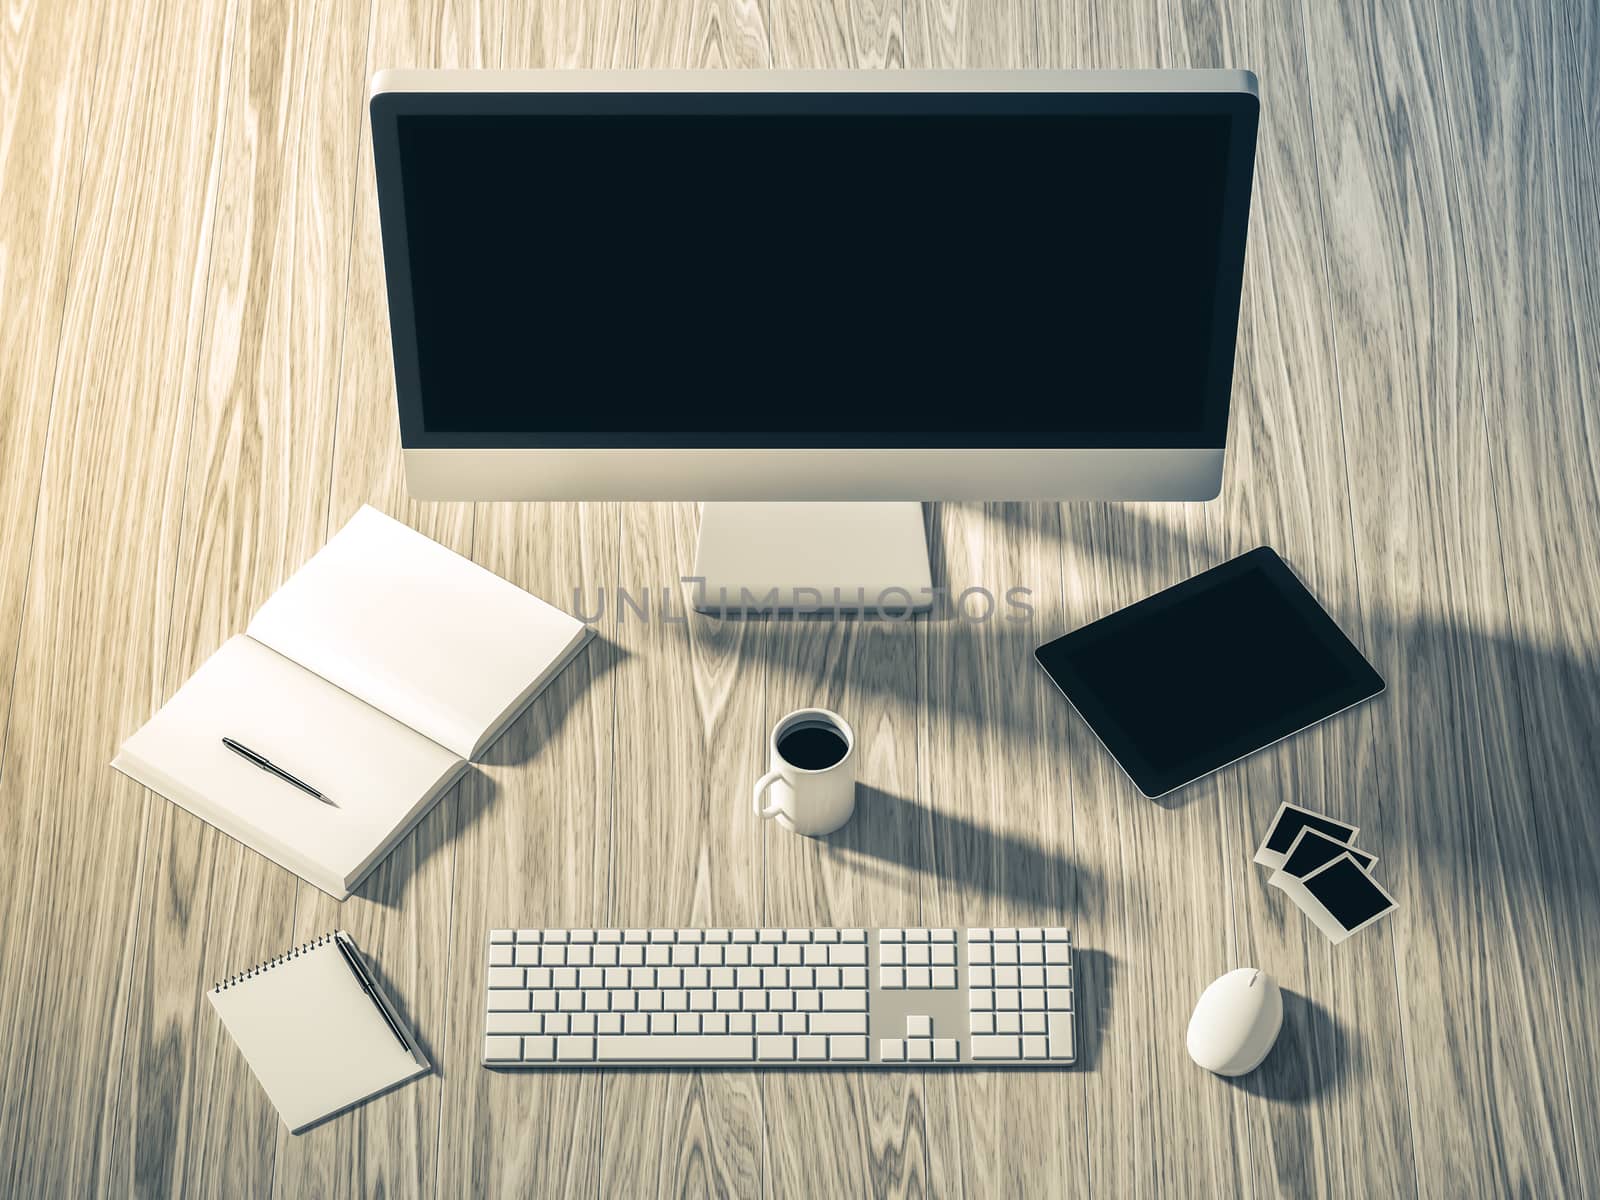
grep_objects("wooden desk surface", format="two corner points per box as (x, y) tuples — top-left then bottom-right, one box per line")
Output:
(1, 0), (1596, 1194)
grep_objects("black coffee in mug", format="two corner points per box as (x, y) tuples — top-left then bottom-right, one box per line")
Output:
(777, 721), (850, 771)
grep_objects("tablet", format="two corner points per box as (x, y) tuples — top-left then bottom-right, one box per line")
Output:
(1034, 547), (1383, 798)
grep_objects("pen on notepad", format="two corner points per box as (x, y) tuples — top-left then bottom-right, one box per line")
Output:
(221, 737), (335, 806)
(334, 933), (412, 1052)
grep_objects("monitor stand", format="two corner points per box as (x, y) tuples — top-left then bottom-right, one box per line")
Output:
(692, 502), (933, 615)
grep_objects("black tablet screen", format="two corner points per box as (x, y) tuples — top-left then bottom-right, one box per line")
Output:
(1035, 548), (1383, 796)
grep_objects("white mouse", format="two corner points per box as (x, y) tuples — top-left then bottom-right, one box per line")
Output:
(1186, 968), (1283, 1076)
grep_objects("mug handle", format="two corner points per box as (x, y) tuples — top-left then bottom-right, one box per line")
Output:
(752, 769), (785, 820)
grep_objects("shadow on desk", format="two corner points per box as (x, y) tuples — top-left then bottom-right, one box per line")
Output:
(835, 786), (1101, 918)
(1225, 988), (1345, 1105)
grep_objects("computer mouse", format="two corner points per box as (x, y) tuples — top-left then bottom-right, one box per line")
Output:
(1186, 968), (1283, 1076)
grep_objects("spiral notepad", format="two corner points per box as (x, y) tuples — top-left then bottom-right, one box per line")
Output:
(208, 931), (429, 1133)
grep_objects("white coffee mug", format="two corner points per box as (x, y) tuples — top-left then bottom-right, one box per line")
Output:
(752, 708), (857, 836)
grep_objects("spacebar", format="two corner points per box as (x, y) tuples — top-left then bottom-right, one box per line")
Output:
(595, 1036), (755, 1062)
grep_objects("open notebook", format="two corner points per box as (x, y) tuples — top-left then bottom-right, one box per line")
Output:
(114, 506), (592, 898)
(209, 931), (429, 1133)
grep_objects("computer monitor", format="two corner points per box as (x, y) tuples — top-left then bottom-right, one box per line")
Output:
(369, 70), (1259, 611)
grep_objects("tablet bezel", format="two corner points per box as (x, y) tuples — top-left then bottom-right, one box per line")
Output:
(1034, 547), (1384, 798)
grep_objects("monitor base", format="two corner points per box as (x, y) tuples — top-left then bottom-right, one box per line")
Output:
(692, 503), (933, 615)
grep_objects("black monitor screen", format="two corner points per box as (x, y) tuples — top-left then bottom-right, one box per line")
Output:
(380, 95), (1255, 448)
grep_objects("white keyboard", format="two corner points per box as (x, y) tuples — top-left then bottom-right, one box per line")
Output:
(482, 926), (1075, 1067)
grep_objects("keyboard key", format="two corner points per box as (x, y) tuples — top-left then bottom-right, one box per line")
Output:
(490, 929), (515, 943)
(763, 967), (787, 988)
(971, 1035), (1022, 1060)
(1045, 943), (1071, 964)
(706, 929), (730, 942)
(971, 967), (993, 987)
(488, 990), (531, 1011)
(778, 946), (802, 966)
(906, 1015), (932, 1038)
(703, 1013), (727, 1034)
(1023, 1035), (1048, 1059)
(880, 943), (904, 966)
(485, 1036), (522, 1061)
(1019, 944), (1044, 965)
(676, 1013), (699, 1033)
(700, 946), (724, 967)
(796, 990), (821, 1012)
(814, 929), (839, 942)
(488, 967), (524, 988)
(733, 929), (757, 942)
(598, 1014), (623, 1034)
(1018, 927), (1043, 941)
(905, 945), (930, 966)
(904, 928), (929, 942)
(994, 966), (1019, 988)
(716, 990), (741, 1011)
(531, 991), (558, 1012)
(593, 946), (618, 966)
(967, 928), (990, 941)
(842, 930), (866, 942)
(619, 946), (644, 966)
(781, 1013), (806, 1033)
(579, 968), (602, 989)
(789, 967), (814, 988)
(786, 929), (810, 943)
(758, 1035), (795, 1060)
(803, 945), (827, 966)
(1020, 967), (1044, 988)
(809, 1012), (868, 1035)
(880, 1039), (905, 1062)
(992, 927), (1016, 941)
(842, 968), (868, 989)
(907, 1039), (933, 1062)
(931, 929), (956, 942)
(598, 929), (622, 942)
(756, 1013), (780, 1033)
(558, 991), (583, 1011)
(671, 945), (695, 965)
(730, 1013), (754, 1033)
(833, 944), (867, 967)
(557, 1037), (595, 1061)
(881, 968), (904, 989)
(689, 991), (713, 1011)
(584, 990), (610, 1011)
(514, 946), (541, 967)
(1044, 927), (1070, 942)
(540, 946), (565, 966)
(1046, 966), (1071, 987)
(489, 945), (514, 966)
(650, 929), (675, 942)
(995, 989), (1021, 1010)
(880, 928), (903, 942)
(623, 930), (648, 943)
(995, 1012), (1022, 1034)
(831, 1036), (868, 1060)
(683, 968), (709, 989)
(571, 1014), (596, 1034)
(543, 930), (568, 944)
(932, 968), (957, 989)
(1022, 989), (1045, 1010)
(597, 1035), (754, 1062)
(825, 990), (868, 1011)
(570, 930), (595, 943)
(546, 1013), (570, 1034)
(934, 1039), (958, 1062)
(905, 968), (932, 989)
(1048, 1013), (1075, 1060)
(678, 929), (703, 943)
(931, 945), (956, 966)
(970, 1012), (994, 1035)
(1047, 989), (1074, 1012)
(625, 1013), (649, 1034)
(994, 944), (1019, 965)
(969, 989), (993, 1010)
(796, 1035), (827, 1060)
(815, 967), (841, 989)
(1023, 1013), (1047, 1035)
(487, 1011), (542, 1035)
(646, 947), (670, 965)
(523, 1036), (555, 1061)
(759, 930), (784, 943)
(751, 946), (777, 966)
(969, 943), (992, 965)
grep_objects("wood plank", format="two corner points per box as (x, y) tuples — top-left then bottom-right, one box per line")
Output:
(0, 0), (238, 1193)
(594, 9), (770, 1199)
(428, 7), (629, 1194)
(1414, 0), (1599, 1189)
(102, 0), (377, 1193)
(1157, 0), (1419, 1193)
(0, 0), (104, 771)
(1302, 0), (1584, 1189)
(266, 0), (500, 1194)
(598, 508), (767, 1198)
(1029, 5), (1245, 1195)
(757, 7), (931, 1197)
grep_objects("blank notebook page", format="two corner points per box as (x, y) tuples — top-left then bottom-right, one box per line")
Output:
(209, 935), (428, 1133)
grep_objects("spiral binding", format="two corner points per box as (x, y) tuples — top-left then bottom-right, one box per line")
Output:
(213, 930), (341, 992)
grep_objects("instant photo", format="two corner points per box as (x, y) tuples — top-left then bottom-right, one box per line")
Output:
(1279, 853), (1397, 945)
(1253, 800), (1359, 870)
(1270, 826), (1377, 886)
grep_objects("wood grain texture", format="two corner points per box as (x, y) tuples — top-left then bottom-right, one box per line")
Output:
(1303, 0), (1586, 1190)
(0, 0), (237, 1193)
(1, 0), (1597, 1195)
